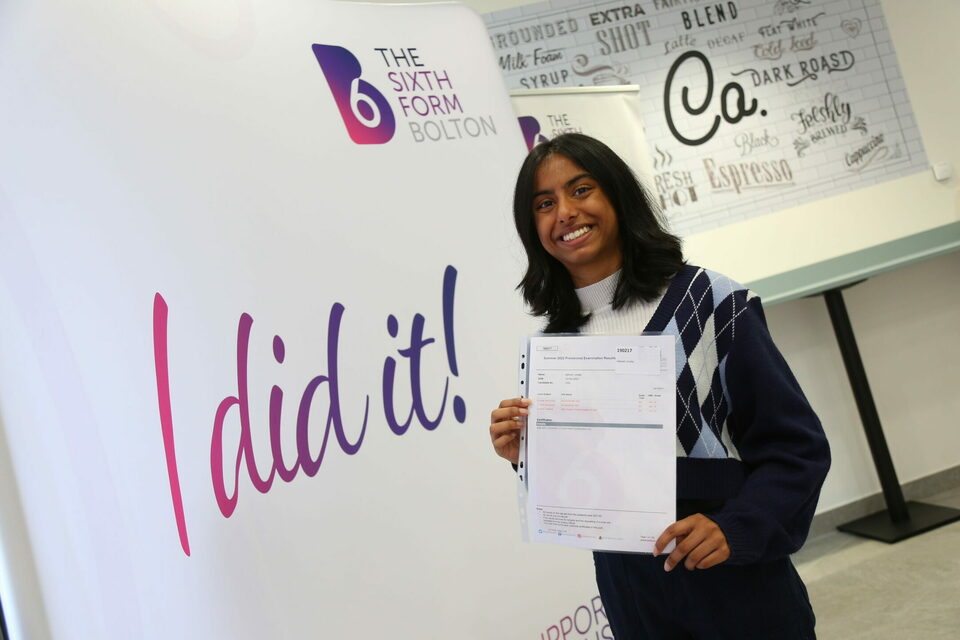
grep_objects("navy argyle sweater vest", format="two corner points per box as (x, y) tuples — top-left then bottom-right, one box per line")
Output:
(559, 265), (830, 563)
(639, 266), (756, 499)
(647, 266), (830, 563)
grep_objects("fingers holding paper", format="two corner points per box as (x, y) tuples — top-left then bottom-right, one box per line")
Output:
(489, 397), (531, 465)
(653, 514), (730, 572)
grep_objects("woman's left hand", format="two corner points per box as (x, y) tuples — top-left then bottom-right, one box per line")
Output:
(653, 514), (730, 571)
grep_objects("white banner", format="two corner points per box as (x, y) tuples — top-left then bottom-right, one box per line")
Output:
(0, 1), (611, 638)
(511, 85), (656, 185)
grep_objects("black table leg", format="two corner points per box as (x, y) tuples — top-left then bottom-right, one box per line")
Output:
(822, 285), (960, 542)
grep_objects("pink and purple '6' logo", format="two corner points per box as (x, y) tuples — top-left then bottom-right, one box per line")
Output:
(312, 44), (396, 145)
(518, 115), (549, 151)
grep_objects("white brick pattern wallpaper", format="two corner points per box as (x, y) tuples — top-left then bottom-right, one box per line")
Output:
(484, 0), (927, 236)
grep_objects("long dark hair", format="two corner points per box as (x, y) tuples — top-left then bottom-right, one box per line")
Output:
(513, 133), (684, 332)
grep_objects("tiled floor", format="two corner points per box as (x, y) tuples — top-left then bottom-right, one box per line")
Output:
(793, 487), (960, 639)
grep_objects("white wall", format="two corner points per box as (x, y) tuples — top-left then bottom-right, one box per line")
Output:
(354, 0), (960, 512)
(764, 251), (960, 511)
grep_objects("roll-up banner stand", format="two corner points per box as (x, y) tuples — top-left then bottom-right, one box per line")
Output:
(510, 86), (657, 197)
(0, 1), (610, 638)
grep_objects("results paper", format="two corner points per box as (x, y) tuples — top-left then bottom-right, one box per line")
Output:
(522, 334), (676, 553)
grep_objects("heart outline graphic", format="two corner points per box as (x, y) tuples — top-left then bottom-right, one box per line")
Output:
(841, 18), (862, 38)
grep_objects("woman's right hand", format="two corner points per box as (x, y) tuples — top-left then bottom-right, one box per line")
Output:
(488, 397), (531, 465)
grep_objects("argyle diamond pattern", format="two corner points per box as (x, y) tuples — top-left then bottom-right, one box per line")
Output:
(662, 269), (755, 460)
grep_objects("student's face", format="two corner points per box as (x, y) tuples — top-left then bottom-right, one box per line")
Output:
(532, 153), (622, 288)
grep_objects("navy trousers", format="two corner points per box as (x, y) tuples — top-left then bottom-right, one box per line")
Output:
(593, 552), (816, 639)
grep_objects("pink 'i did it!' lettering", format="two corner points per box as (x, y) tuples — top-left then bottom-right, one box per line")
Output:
(152, 266), (463, 556)
(153, 294), (191, 556)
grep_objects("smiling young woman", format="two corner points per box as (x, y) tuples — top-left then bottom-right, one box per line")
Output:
(488, 134), (830, 639)
(530, 154), (622, 288)
(512, 133), (685, 334)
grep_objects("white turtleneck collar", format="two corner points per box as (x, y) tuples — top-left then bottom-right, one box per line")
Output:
(573, 269), (666, 335)
(575, 269), (621, 314)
